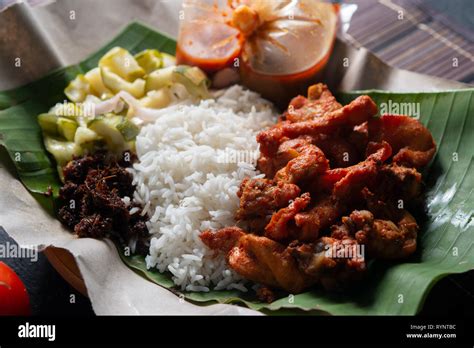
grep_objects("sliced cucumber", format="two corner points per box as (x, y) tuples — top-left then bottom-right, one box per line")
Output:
(145, 66), (175, 91)
(57, 117), (78, 142)
(173, 66), (210, 99)
(88, 115), (131, 152)
(135, 49), (163, 74)
(38, 113), (59, 135)
(44, 137), (83, 166)
(161, 52), (176, 68)
(174, 65), (208, 86)
(140, 89), (172, 109)
(57, 165), (65, 183)
(101, 67), (145, 98)
(145, 65), (210, 99)
(116, 118), (140, 141)
(74, 126), (100, 145)
(99, 47), (145, 82)
(64, 75), (91, 103)
(39, 114), (78, 141)
(84, 67), (112, 99)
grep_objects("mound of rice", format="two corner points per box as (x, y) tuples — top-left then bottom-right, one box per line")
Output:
(129, 85), (276, 292)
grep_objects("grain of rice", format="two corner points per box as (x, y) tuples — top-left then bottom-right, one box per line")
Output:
(129, 207), (140, 215)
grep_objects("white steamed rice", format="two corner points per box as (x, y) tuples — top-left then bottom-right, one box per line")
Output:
(129, 85), (276, 292)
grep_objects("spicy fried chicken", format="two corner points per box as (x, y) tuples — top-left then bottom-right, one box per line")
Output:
(201, 84), (436, 297)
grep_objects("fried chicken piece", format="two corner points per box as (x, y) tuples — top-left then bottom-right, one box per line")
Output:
(257, 136), (313, 178)
(283, 84), (343, 123)
(235, 178), (301, 231)
(333, 209), (418, 259)
(260, 141), (377, 242)
(200, 227), (245, 253)
(329, 141), (392, 198)
(202, 228), (366, 293)
(370, 163), (423, 205)
(293, 195), (345, 242)
(331, 209), (374, 240)
(289, 237), (367, 291)
(292, 142), (393, 242)
(361, 185), (421, 227)
(368, 115), (436, 168)
(201, 229), (315, 292)
(348, 122), (369, 155)
(264, 192), (311, 242)
(313, 135), (360, 168)
(256, 155), (278, 179)
(230, 234), (317, 293)
(257, 95), (378, 157)
(274, 143), (329, 184)
(367, 212), (418, 259)
(258, 134), (355, 179)
(312, 141), (392, 195)
(331, 162), (378, 202)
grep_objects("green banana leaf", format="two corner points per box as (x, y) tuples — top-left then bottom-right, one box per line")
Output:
(1, 22), (473, 315)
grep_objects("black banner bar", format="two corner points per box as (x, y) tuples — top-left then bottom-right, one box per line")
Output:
(0, 316), (471, 346)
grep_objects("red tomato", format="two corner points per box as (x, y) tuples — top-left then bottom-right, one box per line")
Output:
(0, 262), (31, 315)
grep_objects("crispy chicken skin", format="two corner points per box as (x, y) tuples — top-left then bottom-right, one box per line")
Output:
(331, 209), (418, 259)
(202, 228), (366, 293)
(348, 122), (369, 155)
(366, 213), (418, 259)
(235, 178), (301, 228)
(314, 135), (360, 168)
(200, 227), (245, 253)
(274, 143), (329, 184)
(294, 195), (345, 242)
(289, 237), (367, 291)
(311, 141), (392, 195)
(228, 234), (317, 293)
(293, 142), (393, 242)
(283, 83), (343, 123)
(201, 230), (316, 293)
(368, 115), (436, 168)
(258, 134), (357, 179)
(264, 192), (311, 241)
(257, 137), (314, 178)
(371, 163), (423, 204)
(200, 85), (435, 295)
(257, 95), (378, 157)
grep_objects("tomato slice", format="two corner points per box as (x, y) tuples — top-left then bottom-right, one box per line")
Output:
(176, 1), (243, 73)
(0, 262), (31, 316)
(176, 22), (243, 74)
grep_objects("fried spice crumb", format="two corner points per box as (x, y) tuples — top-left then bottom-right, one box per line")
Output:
(58, 151), (148, 254)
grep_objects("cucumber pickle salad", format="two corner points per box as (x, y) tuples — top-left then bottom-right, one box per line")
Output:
(38, 46), (210, 179)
